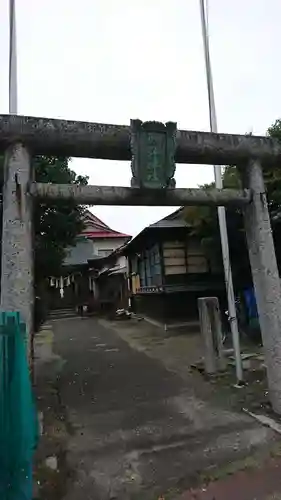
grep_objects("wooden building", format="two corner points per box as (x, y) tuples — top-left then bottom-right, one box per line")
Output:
(124, 209), (224, 327)
(87, 246), (129, 314)
(47, 210), (131, 311)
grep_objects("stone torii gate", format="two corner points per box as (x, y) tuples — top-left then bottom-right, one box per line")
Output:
(1, 114), (281, 412)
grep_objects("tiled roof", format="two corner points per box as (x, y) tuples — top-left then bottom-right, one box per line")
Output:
(82, 231), (130, 239)
(80, 209), (131, 239)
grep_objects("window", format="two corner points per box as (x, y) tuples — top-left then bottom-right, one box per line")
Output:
(136, 244), (162, 288)
(145, 250), (152, 286)
(163, 239), (208, 275)
(98, 249), (113, 257)
(186, 239), (208, 273)
(163, 241), (187, 275)
(139, 260), (146, 287)
(150, 244), (162, 285)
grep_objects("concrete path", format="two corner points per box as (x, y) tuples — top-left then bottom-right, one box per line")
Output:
(47, 317), (276, 499)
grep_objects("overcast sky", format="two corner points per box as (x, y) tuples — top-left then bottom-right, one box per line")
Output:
(0, 0), (280, 235)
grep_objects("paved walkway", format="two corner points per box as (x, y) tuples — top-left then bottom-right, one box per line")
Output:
(39, 317), (278, 499)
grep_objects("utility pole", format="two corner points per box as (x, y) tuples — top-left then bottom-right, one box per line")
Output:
(199, 0), (243, 382)
(9, 0), (18, 114)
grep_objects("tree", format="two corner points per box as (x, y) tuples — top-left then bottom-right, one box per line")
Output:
(183, 174), (250, 286)
(0, 155), (89, 284)
(183, 119), (281, 289)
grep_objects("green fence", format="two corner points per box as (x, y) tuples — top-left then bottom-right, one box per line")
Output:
(0, 312), (38, 500)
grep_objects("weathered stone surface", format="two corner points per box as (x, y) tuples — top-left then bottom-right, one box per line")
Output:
(242, 159), (281, 414)
(198, 297), (225, 374)
(0, 114), (281, 165)
(30, 182), (251, 207)
(0, 143), (33, 347)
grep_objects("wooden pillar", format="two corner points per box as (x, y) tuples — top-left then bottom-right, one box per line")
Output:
(242, 159), (281, 414)
(1, 144), (33, 352)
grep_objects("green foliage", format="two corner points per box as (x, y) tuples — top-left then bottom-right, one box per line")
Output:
(183, 120), (281, 287)
(0, 155), (88, 282)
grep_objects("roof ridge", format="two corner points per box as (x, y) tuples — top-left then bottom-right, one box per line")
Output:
(82, 209), (130, 237)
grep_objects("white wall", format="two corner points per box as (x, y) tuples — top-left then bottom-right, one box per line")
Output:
(99, 255), (128, 276)
(64, 237), (129, 266)
(93, 238), (128, 257)
(117, 255), (127, 270)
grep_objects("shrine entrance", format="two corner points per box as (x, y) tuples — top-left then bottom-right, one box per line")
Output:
(1, 115), (281, 413)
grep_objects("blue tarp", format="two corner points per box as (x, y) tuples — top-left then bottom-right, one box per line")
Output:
(243, 287), (259, 320)
(0, 312), (38, 499)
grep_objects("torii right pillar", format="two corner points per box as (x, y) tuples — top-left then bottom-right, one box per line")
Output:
(242, 159), (281, 414)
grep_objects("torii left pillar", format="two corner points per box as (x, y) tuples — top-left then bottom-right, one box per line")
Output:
(0, 143), (33, 353)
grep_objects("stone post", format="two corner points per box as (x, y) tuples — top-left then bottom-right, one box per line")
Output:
(0, 143), (33, 353)
(198, 297), (225, 374)
(242, 159), (281, 414)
